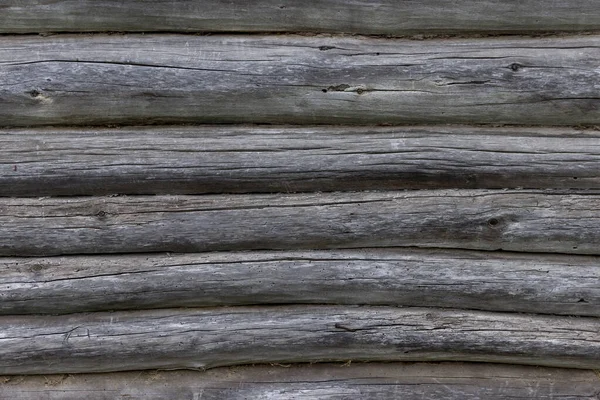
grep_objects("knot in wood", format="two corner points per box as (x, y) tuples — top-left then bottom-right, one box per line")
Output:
(509, 63), (521, 72)
(30, 264), (44, 272)
(95, 210), (108, 219)
(487, 218), (500, 227)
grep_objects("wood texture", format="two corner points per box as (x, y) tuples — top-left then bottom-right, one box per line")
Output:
(1, 35), (599, 127)
(2, 363), (599, 399)
(2, 249), (599, 316)
(4, 125), (600, 196)
(1, 306), (599, 374)
(1, 0), (599, 35)
(3, 190), (600, 256)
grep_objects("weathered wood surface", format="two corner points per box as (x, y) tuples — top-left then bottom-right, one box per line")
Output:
(1, 35), (599, 127)
(4, 126), (600, 196)
(3, 190), (600, 256)
(2, 249), (598, 316)
(1, 0), (599, 35)
(2, 363), (599, 400)
(1, 306), (599, 374)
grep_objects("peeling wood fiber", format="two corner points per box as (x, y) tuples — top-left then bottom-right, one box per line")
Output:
(1, 306), (599, 374)
(3, 190), (600, 256)
(3, 125), (600, 196)
(1, 249), (598, 316)
(0, 35), (598, 127)
(2, 363), (599, 400)
(1, 0), (599, 35)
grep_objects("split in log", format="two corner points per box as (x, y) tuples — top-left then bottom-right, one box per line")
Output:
(1, 249), (598, 316)
(3, 125), (600, 196)
(1, 35), (599, 127)
(2, 362), (599, 399)
(3, 190), (600, 256)
(1, 0), (599, 35)
(1, 306), (599, 374)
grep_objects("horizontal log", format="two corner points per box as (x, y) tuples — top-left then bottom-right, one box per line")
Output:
(1, 306), (599, 374)
(1, 35), (599, 127)
(3, 190), (600, 256)
(2, 363), (599, 400)
(2, 0), (600, 35)
(2, 249), (598, 316)
(3, 125), (600, 196)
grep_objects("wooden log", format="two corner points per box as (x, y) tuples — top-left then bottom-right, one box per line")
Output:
(2, 363), (599, 399)
(3, 190), (600, 256)
(2, 249), (598, 316)
(0, 306), (598, 374)
(3, 125), (600, 196)
(1, 34), (598, 127)
(1, 0), (599, 35)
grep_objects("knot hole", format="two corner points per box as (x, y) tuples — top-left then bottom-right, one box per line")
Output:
(487, 218), (500, 227)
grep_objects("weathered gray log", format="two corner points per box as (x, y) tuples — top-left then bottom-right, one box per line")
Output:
(2, 363), (599, 400)
(2, 249), (599, 316)
(1, 0), (599, 35)
(3, 190), (600, 256)
(3, 125), (600, 196)
(1, 306), (599, 374)
(1, 35), (598, 127)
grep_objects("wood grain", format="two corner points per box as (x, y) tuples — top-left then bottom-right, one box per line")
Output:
(2, 363), (599, 399)
(3, 125), (600, 196)
(2, 190), (600, 256)
(2, 249), (598, 316)
(1, 35), (598, 127)
(1, 0), (599, 35)
(1, 306), (599, 374)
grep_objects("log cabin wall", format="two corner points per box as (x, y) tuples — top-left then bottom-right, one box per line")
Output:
(1, 1), (599, 398)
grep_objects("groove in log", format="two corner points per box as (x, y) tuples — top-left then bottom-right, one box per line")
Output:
(1, 249), (599, 316)
(1, 306), (599, 374)
(3, 125), (600, 196)
(3, 190), (600, 256)
(0, 35), (598, 127)
(2, 0), (600, 35)
(2, 363), (599, 399)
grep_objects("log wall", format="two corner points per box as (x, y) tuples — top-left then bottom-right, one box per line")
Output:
(1, 1), (599, 398)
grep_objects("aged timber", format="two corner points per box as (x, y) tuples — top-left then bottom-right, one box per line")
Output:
(1, 0), (599, 35)
(0, 35), (599, 127)
(1, 306), (599, 374)
(2, 363), (599, 399)
(3, 126), (600, 196)
(3, 190), (600, 256)
(1, 249), (598, 316)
